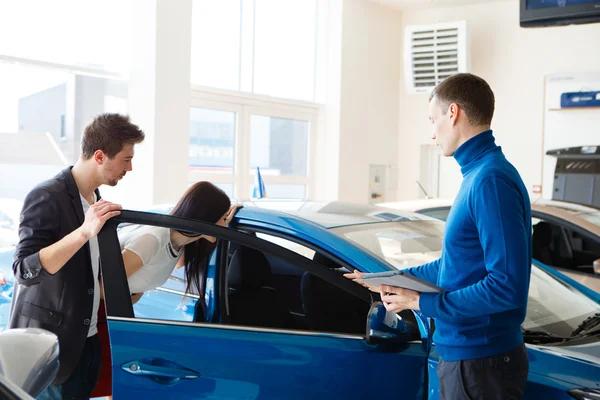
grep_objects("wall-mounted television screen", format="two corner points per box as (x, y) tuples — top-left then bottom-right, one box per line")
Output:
(520, 0), (600, 27)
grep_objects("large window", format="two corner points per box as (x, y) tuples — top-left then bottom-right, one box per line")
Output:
(0, 0), (130, 204)
(189, 108), (236, 174)
(252, 0), (317, 101)
(0, 0), (130, 74)
(249, 115), (309, 177)
(0, 62), (128, 203)
(188, 93), (317, 201)
(189, 0), (241, 91)
(190, 0), (321, 102)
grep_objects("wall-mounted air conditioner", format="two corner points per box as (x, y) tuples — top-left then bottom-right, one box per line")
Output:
(404, 21), (469, 94)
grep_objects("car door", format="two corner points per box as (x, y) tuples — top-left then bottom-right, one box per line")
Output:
(99, 211), (430, 399)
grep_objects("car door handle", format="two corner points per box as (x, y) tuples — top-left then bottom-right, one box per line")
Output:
(122, 358), (200, 384)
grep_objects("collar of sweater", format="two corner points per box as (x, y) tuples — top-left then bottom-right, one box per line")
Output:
(453, 130), (498, 176)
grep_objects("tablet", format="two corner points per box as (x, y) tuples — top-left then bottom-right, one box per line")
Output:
(360, 270), (443, 293)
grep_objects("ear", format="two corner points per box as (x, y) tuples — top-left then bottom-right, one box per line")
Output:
(93, 150), (105, 165)
(448, 103), (459, 126)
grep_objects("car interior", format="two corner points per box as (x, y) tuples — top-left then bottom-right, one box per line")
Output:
(218, 232), (421, 338)
(532, 220), (600, 274)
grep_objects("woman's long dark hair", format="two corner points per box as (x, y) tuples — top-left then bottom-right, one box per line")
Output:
(170, 182), (231, 299)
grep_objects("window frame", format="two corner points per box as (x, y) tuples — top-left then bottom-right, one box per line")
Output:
(190, 88), (319, 201)
(532, 211), (600, 255)
(98, 211), (371, 327)
(190, 0), (328, 103)
(218, 225), (375, 334)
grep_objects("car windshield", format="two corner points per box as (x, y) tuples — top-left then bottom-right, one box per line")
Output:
(332, 221), (444, 269)
(333, 221), (600, 338)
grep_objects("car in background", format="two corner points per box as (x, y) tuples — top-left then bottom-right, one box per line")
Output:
(0, 199), (21, 249)
(0, 327), (60, 399)
(0, 248), (14, 331)
(95, 202), (600, 399)
(380, 199), (600, 292)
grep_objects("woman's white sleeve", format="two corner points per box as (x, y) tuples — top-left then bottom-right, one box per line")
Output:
(123, 233), (161, 265)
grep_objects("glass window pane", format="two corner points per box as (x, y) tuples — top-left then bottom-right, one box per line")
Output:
(189, 182), (234, 199)
(253, 0), (317, 101)
(334, 222), (444, 270)
(250, 115), (308, 176)
(0, 0), (130, 74)
(190, 0), (241, 90)
(249, 184), (306, 200)
(189, 108), (236, 174)
(0, 63), (126, 202)
(215, 183), (235, 199)
(256, 232), (315, 259)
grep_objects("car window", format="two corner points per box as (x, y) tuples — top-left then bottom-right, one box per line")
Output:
(532, 218), (600, 271)
(109, 220), (371, 336)
(577, 211), (600, 229)
(332, 221), (444, 270)
(418, 208), (450, 221)
(525, 266), (600, 337)
(115, 222), (200, 323)
(255, 233), (315, 259)
(224, 232), (370, 335)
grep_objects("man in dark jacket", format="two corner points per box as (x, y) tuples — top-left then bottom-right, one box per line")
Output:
(10, 113), (144, 400)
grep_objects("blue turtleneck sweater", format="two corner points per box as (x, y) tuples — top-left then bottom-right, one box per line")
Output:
(406, 130), (532, 361)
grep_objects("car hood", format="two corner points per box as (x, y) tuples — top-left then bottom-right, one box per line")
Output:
(535, 339), (600, 367)
(529, 338), (600, 388)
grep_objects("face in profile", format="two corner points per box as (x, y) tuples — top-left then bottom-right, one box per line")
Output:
(202, 210), (231, 243)
(429, 97), (459, 157)
(101, 144), (135, 186)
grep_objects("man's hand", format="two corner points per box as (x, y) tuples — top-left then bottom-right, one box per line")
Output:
(343, 269), (380, 293)
(78, 199), (122, 239)
(380, 285), (421, 313)
(131, 292), (144, 305)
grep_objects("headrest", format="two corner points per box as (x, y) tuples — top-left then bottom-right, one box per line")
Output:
(533, 222), (553, 244)
(228, 247), (272, 290)
(312, 253), (343, 270)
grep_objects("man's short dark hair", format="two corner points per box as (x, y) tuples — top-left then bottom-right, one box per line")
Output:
(81, 113), (145, 159)
(429, 73), (495, 126)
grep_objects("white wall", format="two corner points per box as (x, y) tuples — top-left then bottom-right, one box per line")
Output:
(542, 71), (600, 200)
(336, 0), (403, 203)
(104, 0), (192, 209)
(396, 0), (600, 201)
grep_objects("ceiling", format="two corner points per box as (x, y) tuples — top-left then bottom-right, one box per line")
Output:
(371, 0), (516, 11)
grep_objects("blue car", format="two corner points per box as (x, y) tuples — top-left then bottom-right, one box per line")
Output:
(94, 201), (600, 399)
(0, 248), (15, 330)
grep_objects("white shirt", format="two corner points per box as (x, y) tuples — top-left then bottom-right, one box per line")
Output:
(80, 193), (100, 337)
(119, 225), (182, 293)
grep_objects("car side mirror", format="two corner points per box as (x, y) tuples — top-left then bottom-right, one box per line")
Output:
(594, 258), (600, 275)
(0, 328), (60, 398)
(366, 302), (413, 345)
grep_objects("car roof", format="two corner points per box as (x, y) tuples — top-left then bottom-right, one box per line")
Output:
(379, 198), (600, 235)
(378, 198), (454, 212)
(530, 200), (600, 235)
(238, 201), (434, 229)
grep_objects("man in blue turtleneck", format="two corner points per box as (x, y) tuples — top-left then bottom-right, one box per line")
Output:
(378, 73), (531, 399)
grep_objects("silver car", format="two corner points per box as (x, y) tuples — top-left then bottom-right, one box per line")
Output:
(0, 328), (59, 399)
(380, 199), (600, 292)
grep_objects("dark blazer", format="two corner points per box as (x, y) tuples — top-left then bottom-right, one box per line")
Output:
(9, 167), (100, 385)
